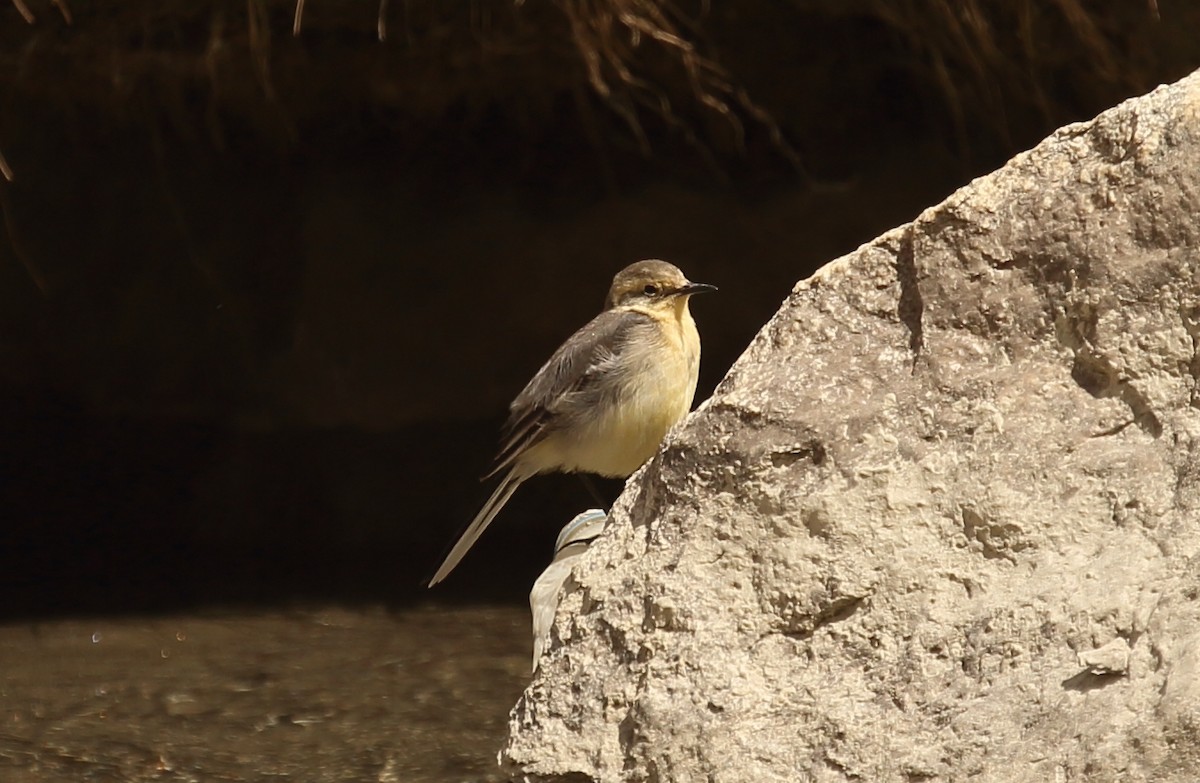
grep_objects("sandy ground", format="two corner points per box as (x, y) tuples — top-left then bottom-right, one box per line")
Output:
(0, 605), (530, 782)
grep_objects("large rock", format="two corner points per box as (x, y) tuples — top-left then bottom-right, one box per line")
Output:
(502, 69), (1200, 782)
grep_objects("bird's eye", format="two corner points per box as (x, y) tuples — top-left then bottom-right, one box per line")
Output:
(643, 284), (660, 296)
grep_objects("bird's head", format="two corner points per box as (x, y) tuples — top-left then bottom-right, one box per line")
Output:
(605, 259), (717, 311)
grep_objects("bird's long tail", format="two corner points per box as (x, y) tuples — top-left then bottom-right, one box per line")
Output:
(428, 467), (527, 586)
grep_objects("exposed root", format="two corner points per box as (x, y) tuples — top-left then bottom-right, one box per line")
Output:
(246, 0), (273, 98)
(0, 0), (1172, 177)
(0, 183), (48, 292)
(246, 0), (297, 142)
(50, 0), (71, 24)
(9, 0), (33, 23)
(377, 0), (389, 41)
(8, 0), (70, 23)
(553, 0), (804, 173)
(873, 0), (1135, 159)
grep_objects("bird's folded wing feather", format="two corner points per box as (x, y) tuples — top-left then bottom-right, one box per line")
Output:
(484, 308), (651, 479)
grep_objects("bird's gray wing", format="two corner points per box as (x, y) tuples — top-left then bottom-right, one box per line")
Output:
(484, 308), (652, 479)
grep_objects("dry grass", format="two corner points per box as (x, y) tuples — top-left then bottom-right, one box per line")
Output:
(292, 0), (390, 41)
(864, 0), (1166, 154)
(8, 0), (71, 24)
(548, 0), (1167, 162)
(0, 0), (1183, 178)
(549, 0), (804, 175)
(0, 0), (1185, 294)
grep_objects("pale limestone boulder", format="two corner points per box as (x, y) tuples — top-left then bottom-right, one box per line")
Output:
(504, 69), (1200, 782)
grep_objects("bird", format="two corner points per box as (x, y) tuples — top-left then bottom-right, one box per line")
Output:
(427, 259), (716, 586)
(529, 509), (609, 671)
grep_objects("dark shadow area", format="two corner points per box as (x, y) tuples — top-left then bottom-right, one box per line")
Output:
(1, 0), (1198, 620)
(1061, 669), (1127, 693)
(0, 387), (632, 618)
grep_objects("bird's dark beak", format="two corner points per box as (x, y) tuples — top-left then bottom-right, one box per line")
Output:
(675, 282), (718, 296)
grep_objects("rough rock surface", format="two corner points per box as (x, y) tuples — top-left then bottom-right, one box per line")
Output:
(503, 69), (1200, 782)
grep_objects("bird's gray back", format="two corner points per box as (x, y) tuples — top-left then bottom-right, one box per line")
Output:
(488, 308), (655, 477)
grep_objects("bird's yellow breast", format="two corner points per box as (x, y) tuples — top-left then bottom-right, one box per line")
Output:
(528, 299), (701, 478)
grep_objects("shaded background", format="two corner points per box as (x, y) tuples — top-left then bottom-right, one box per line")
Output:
(2, 0), (1199, 617)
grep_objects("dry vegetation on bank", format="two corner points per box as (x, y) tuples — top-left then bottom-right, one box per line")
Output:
(0, 0), (1186, 171)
